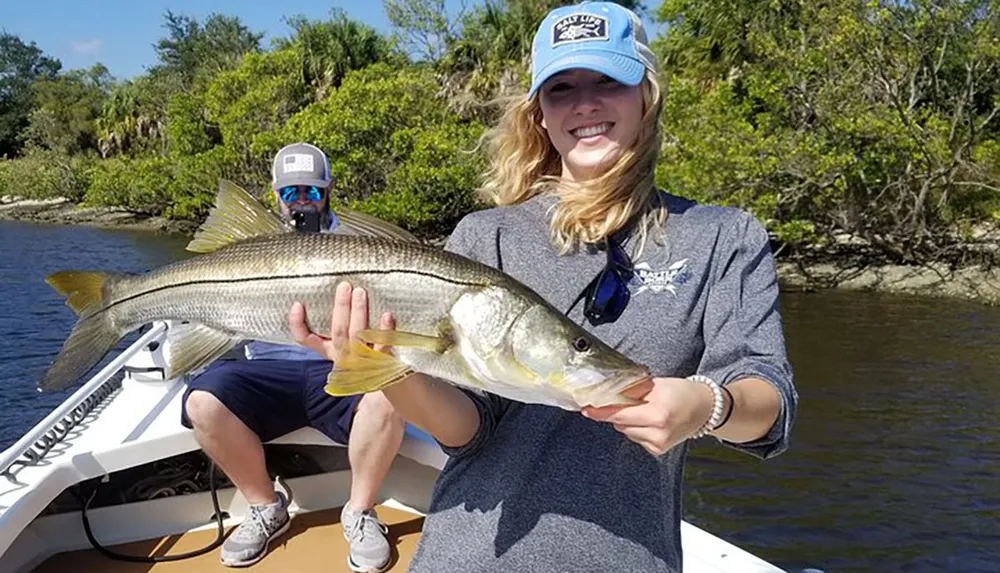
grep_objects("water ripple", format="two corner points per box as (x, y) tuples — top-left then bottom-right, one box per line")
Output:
(0, 221), (190, 449)
(686, 290), (1000, 572)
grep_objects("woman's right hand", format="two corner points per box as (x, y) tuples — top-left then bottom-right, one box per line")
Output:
(288, 281), (393, 359)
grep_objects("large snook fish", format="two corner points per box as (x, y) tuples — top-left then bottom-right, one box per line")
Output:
(39, 180), (650, 410)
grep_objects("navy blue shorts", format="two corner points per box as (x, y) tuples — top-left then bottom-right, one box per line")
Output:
(180, 359), (361, 445)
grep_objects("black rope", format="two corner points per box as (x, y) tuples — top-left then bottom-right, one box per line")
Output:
(79, 462), (226, 563)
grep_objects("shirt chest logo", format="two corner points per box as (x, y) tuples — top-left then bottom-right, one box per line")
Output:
(632, 259), (691, 295)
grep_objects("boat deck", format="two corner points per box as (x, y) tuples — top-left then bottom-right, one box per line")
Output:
(34, 504), (423, 572)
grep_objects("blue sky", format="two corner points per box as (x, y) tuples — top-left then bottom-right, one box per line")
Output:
(3, 1), (663, 80)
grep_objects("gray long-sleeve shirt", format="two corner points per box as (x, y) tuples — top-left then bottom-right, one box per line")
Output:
(407, 192), (798, 573)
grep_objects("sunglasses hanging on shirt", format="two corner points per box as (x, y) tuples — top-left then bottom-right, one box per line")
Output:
(582, 238), (634, 326)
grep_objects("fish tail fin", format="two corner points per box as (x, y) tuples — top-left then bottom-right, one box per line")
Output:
(38, 313), (123, 392)
(46, 270), (116, 317)
(41, 270), (124, 391)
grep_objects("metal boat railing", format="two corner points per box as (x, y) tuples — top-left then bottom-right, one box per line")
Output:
(0, 322), (168, 478)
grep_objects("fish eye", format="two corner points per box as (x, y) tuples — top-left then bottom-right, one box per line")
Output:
(572, 337), (591, 352)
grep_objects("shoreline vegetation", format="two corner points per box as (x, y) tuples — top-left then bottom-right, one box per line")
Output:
(0, 196), (199, 235)
(5, 196), (999, 305)
(3, 3), (999, 304)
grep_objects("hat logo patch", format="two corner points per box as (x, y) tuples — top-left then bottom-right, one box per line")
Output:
(551, 14), (608, 46)
(282, 153), (315, 173)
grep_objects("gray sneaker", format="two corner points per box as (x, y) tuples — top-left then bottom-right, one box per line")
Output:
(220, 492), (291, 567)
(341, 505), (391, 573)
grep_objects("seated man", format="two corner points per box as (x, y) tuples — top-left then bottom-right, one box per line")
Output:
(181, 142), (404, 572)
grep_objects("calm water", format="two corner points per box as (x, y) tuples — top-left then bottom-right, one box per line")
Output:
(1, 221), (998, 572)
(0, 221), (192, 449)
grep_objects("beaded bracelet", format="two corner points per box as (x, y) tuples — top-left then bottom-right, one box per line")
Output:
(687, 374), (724, 439)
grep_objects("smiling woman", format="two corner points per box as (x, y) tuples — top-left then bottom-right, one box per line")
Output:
(538, 69), (644, 182)
(287, 2), (797, 573)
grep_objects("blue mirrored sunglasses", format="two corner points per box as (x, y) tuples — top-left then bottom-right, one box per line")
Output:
(583, 239), (633, 326)
(279, 185), (324, 203)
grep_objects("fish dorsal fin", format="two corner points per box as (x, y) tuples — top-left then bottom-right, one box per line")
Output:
(324, 341), (414, 396)
(164, 322), (240, 378)
(187, 179), (289, 253)
(333, 206), (420, 242)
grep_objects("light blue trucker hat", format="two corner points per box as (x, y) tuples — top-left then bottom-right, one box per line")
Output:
(528, 2), (658, 98)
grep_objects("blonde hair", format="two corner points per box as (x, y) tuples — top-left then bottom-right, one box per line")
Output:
(479, 71), (665, 254)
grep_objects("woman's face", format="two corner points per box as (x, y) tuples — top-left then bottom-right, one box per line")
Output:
(538, 68), (644, 182)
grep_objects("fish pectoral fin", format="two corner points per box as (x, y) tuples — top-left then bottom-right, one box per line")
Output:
(164, 323), (240, 379)
(186, 179), (289, 253)
(325, 341), (414, 396)
(355, 329), (451, 353)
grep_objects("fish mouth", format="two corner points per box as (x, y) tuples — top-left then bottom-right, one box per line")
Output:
(609, 368), (653, 395)
(583, 367), (652, 407)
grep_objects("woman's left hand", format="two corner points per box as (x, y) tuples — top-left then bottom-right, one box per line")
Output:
(582, 377), (715, 456)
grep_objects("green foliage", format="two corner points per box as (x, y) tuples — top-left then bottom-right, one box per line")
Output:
(203, 48), (306, 178)
(165, 93), (215, 156)
(24, 64), (112, 156)
(261, 64), (486, 236)
(98, 11), (263, 160)
(439, 0), (548, 102)
(154, 11), (263, 88)
(275, 9), (396, 101)
(96, 75), (172, 158)
(364, 123), (487, 234)
(86, 156), (173, 214)
(384, 0), (456, 61)
(654, 0), (1000, 261)
(165, 146), (238, 219)
(85, 146), (236, 218)
(0, 33), (61, 158)
(4, 0), (999, 261)
(0, 149), (94, 202)
(266, 65), (442, 177)
(656, 76), (848, 237)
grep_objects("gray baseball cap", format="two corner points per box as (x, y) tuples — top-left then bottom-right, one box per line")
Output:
(271, 142), (331, 188)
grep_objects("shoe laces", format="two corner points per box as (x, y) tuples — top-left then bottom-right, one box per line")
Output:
(346, 510), (389, 543)
(232, 504), (270, 542)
